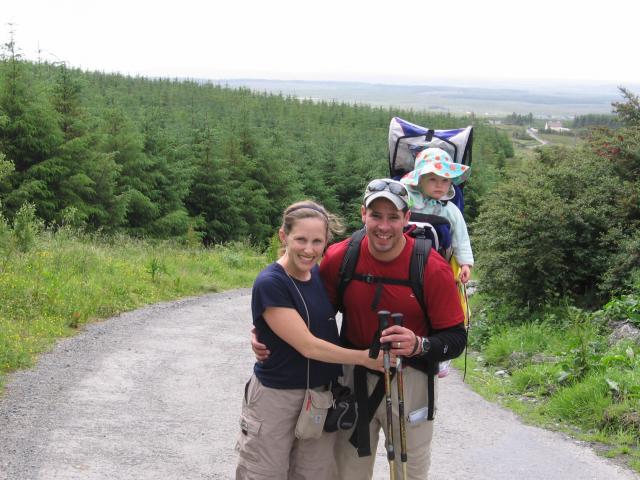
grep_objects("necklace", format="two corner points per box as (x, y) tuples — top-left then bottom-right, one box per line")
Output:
(278, 259), (311, 282)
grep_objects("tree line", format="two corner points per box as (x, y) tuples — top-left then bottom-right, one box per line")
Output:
(0, 41), (511, 246)
(572, 113), (620, 129)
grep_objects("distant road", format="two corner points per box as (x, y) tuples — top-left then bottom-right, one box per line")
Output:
(1, 290), (638, 479)
(527, 127), (549, 146)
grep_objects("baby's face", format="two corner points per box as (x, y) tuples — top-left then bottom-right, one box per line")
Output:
(419, 173), (452, 200)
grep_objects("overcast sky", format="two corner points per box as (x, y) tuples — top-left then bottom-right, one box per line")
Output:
(3, 0), (640, 87)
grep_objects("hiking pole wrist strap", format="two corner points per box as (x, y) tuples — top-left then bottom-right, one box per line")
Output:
(409, 335), (420, 357)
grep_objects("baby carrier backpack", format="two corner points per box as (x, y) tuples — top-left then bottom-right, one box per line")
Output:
(338, 117), (474, 329)
(333, 118), (474, 456)
(388, 116), (473, 260)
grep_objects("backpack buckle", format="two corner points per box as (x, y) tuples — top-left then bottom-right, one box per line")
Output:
(363, 273), (375, 284)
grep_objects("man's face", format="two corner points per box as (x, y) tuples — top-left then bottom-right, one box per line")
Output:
(361, 198), (410, 260)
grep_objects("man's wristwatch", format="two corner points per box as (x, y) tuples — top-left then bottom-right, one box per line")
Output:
(420, 336), (431, 355)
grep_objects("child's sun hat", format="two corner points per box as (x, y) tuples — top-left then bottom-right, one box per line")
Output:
(401, 147), (471, 187)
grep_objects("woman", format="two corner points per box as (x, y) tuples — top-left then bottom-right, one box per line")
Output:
(236, 200), (382, 480)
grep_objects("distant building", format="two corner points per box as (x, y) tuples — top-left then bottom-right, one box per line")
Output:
(545, 121), (571, 132)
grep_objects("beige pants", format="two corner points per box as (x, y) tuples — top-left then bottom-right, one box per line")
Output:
(335, 364), (437, 480)
(235, 374), (337, 479)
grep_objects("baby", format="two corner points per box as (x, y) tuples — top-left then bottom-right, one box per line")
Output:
(401, 147), (472, 378)
(401, 147), (473, 283)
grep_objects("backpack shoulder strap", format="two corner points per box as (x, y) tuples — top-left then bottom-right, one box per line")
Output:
(336, 228), (366, 313)
(408, 235), (437, 421)
(409, 236), (432, 329)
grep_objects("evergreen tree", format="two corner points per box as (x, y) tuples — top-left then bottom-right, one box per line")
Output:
(612, 87), (640, 127)
(100, 106), (157, 232)
(0, 34), (62, 218)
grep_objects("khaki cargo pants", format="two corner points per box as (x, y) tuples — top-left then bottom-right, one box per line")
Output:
(334, 364), (438, 480)
(235, 374), (337, 479)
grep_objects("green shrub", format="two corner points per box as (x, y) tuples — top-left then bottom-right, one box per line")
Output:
(555, 307), (605, 383)
(602, 359), (640, 436)
(547, 372), (611, 428)
(510, 363), (562, 395)
(601, 292), (640, 327)
(12, 202), (43, 253)
(602, 400), (640, 436)
(0, 206), (11, 260)
(482, 321), (563, 368)
(600, 341), (639, 371)
(473, 146), (631, 308)
(467, 294), (533, 349)
(599, 224), (640, 296)
(266, 232), (281, 263)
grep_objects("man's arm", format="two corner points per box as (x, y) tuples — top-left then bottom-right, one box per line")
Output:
(416, 322), (467, 361)
(250, 327), (270, 361)
(380, 322), (467, 362)
(379, 251), (467, 361)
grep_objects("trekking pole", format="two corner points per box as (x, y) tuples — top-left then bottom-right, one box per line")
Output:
(391, 313), (408, 480)
(378, 310), (396, 480)
(462, 282), (471, 381)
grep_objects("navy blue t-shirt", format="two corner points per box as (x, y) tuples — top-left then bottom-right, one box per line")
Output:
(252, 262), (342, 389)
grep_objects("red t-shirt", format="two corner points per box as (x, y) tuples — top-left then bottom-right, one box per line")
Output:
(320, 233), (464, 348)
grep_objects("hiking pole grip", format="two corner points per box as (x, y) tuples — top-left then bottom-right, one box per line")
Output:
(391, 313), (403, 328)
(379, 310), (391, 351)
(369, 310), (389, 358)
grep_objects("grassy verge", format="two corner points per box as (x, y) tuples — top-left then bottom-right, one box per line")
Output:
(455, 295), (640, 473)
(536, 131), (582, 147)
(0, 230), (267, 391)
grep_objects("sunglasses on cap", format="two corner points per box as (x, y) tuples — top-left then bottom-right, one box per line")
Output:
(365, 179), (409, 199)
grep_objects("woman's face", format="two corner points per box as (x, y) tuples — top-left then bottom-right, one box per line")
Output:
(419, 173), (452, 200)
(280, 217), (327, 276)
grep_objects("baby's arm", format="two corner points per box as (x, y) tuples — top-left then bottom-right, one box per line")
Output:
(447, 203), (474, 282)
(459, 264), (472, 284)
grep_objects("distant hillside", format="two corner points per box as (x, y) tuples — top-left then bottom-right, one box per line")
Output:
(212, 79), (629, 119)
(0, 60), (513, 244)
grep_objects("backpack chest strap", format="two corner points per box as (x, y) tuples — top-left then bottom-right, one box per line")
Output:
(351, 272), (412, 312)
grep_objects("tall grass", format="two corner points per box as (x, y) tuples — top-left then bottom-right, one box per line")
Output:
(0, 229), (267, 389)
(459, 300), (640, 472)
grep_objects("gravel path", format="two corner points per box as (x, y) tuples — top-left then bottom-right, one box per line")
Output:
(0, 290), (638, 480)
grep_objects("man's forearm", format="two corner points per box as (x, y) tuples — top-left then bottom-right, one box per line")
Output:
(418, 323), (467, 362)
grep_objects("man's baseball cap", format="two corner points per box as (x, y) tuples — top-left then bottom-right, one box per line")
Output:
(363, 178), (409, 210)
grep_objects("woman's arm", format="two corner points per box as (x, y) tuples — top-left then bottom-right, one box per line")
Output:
(264, 306), (382, 370)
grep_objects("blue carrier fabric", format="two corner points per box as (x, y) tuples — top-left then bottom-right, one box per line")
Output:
(388, 117), (473, 259)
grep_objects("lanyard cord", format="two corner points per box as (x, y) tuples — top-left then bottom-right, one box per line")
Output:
(286, 272), (311, 389)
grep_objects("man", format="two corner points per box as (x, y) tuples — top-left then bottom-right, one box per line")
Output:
(253, 178), (467, 479)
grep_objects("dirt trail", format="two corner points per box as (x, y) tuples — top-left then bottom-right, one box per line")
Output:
(0, 290), (637, 480)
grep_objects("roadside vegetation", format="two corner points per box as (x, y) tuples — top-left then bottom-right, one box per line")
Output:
(455, 294), (640, 472)
(0, 211), (266, 390)
(463, 88), (640, 472)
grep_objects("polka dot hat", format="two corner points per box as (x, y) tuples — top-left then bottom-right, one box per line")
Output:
(400, 147), (471, 187)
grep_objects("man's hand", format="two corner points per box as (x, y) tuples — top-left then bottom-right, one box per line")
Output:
(251, 327), (270, 362)
(379, 324), (419, 357)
